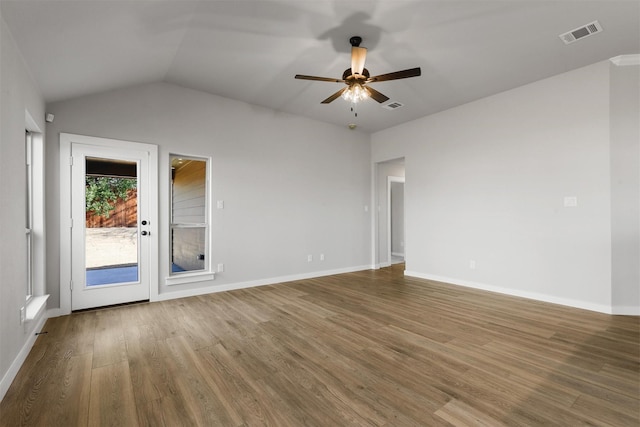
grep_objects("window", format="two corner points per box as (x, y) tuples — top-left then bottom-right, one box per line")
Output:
(25, 131), (33, 301)
(23, 116), (49, 320)
(168, 155), (212, 282)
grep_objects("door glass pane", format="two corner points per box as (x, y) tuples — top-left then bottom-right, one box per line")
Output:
(85, 157), (138, 286)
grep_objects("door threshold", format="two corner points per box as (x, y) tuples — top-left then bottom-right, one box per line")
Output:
(72, 299), (150, 313)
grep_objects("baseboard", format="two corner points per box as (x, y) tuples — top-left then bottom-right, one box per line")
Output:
(611, 305), (640, 316)
(0, 311), (48, 401)
(404, 271), (614, 314)
(46, 308), (68, 318)
(391, 252), (405, 257)
(155, 265), (373, 301)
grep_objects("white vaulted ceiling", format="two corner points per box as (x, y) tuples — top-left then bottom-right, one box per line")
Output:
(2, 1), (639, 132)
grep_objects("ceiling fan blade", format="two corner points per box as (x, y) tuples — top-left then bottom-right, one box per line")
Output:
(365, 86), (390, 103)
(321, 87), (348, 104)
(351, 46), (367, 75)
(295, 74), (343, 83)
(367, 67), (421, 83)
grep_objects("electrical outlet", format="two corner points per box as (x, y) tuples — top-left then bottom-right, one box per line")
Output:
(19, 307), (25, 324)
(564, 196), (578, 207)
(307, 254), (313, 262)
(469, 260), (476, 270)
(320, 253), (325, 261)
(217, 263), (224, 273)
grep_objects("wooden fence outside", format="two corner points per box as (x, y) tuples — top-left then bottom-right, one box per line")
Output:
(86, 189), (137, 228)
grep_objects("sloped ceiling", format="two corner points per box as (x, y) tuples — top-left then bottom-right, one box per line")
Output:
(2, 1), (639, 133)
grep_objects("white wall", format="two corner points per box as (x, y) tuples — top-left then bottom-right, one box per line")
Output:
(610, 61), (640, 313)
(0, 14), (46, 397)
(372, 61), (624, 313)
(45, 82), (371, 308)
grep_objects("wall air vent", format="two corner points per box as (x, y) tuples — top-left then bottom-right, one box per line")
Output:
(382, 101), (404, 110)
(559, 20), (602, 45)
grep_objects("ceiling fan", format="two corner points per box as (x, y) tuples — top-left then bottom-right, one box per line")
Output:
(295, 36), (421, 105)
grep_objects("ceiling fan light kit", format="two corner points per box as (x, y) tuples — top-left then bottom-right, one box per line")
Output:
(295, 36), (421, 115)
(342, 83), (369, 103)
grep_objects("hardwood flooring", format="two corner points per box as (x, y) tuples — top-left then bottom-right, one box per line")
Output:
(1, 264), (638, 426)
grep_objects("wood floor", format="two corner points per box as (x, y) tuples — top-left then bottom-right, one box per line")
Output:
(1, 264), (639, 426)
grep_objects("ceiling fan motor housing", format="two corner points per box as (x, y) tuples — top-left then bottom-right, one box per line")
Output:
(343, 68), (370, 80)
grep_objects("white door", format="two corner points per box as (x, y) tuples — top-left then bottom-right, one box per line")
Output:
(70, 143), (152, 310)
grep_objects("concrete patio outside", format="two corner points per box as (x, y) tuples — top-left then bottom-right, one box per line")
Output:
(85, 227), (137, 268)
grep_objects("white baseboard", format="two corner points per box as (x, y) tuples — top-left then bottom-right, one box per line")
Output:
(391, 252), (405, 257)
(611, 305), (640, 315)
(404, 271), (615, 314)
(0, 311), (48, 401)
(46, 308), (68, 318)
(154, 265), (373, 301)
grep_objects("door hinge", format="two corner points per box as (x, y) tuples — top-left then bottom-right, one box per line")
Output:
(69, 218), (73, 228)
(70, 280), (73, 291)
(69, 156), (74, 166)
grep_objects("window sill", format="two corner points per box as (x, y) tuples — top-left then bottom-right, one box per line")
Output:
(26, 295), (49, 322)
(165, 272), (215, 286)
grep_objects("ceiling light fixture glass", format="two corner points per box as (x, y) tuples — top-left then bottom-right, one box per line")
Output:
(342, 83), (370, 103)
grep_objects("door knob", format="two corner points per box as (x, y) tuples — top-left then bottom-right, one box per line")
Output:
(141, 231), (149, 236)
(141, 220), (148, 225)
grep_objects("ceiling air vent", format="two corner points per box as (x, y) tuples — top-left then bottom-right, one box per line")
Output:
(559, 20), (602, 45)
(382, 101), (404, 110)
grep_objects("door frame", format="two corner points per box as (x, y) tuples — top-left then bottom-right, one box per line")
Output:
(60, 133), (158, 314)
